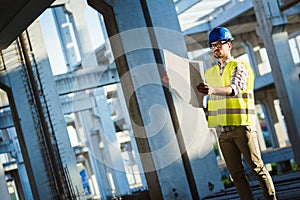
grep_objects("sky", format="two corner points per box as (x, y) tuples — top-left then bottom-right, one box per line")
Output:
(38, 5), (105, 75)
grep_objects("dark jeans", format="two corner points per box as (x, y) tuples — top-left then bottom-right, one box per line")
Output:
(218, 126), (276, 200)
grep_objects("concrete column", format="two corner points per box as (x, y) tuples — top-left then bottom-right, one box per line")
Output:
(268, 98), (286, 147)
(254, 108), (267, 151)
(256, 91), (290, 148)
(65, 0), (99, 69)
(88, 0), (223, 199)
(79, 154), (97, 196)
(9, 128), (34, 199)
(264, 95), (280, 148)
(116, 83), (147, 187)
(273, 99), (290, 146)
(29, 20), (85, 197)
(0, 52), (53, 199)
(76, 109), (112, 198)
(94, 87), (130, 195)
(252, 0), (300, 166)
(52, 6), (79, 70)
(17, 164), (33, 199)
(10, 168), (25, 200)
(240, 41), (259, 77)
(0, 161), (10, 200)
(89, 131), (113, 199)
(88, 0), (192, 199)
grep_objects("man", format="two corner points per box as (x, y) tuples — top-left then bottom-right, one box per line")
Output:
(196, 27), (276, 200)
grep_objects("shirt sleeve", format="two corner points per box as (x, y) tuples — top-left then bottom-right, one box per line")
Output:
(230, 63), (249, 96)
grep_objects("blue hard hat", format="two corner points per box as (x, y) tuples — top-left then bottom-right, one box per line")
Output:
(208, 27), (234, 44)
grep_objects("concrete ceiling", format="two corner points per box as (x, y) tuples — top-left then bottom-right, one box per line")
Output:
(0, 0), (299, 56)
(0, 0), (54, 50)
(177, 0), (300, 56)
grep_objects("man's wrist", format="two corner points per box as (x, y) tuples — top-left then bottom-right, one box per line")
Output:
(209, 87), (215, 95)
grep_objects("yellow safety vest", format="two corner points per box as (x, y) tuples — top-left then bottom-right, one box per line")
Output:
(205, 60), (256, 128)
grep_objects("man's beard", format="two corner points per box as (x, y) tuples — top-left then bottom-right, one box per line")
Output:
(213, 50), (221, 58)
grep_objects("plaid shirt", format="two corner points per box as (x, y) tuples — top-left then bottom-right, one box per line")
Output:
(218, 57), (249, 96)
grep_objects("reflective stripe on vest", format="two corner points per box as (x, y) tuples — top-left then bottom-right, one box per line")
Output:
(208, 108), (256, 116)
(205, 60), (256, 127)
(209, 93), (254, 100)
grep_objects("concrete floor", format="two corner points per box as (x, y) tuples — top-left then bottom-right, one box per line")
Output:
(203, 170), (300, 200)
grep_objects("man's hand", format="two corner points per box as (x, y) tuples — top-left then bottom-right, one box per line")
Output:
(197, 82), (234, 96)
(196, 82), (213, 95)
(161, 71), (170, 85)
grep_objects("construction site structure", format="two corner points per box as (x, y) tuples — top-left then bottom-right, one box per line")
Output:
(0, 0), (299, 199)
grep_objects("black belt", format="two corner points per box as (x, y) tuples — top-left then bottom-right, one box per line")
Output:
(216, 126), (238, 133)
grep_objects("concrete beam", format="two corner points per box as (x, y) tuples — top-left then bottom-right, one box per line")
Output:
(0, 139), (14, 154)
(184, 0), (253, 35)
(0, 110), (14, 129)
(254, 73), (274, 90)
(55, 66), (119, 96)
(283, 2), (300, 16)
(59, 93), (94, 114)
(262, 146), (294, 164)
(175, 0), (200, 15)
(184, 22), (210, 36)
(210, 0), (253, 27)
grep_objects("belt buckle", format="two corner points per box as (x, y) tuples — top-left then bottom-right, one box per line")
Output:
(221, 126), (237, 133)
(216, 125), (224, 133)
(224, 126), (231, 132)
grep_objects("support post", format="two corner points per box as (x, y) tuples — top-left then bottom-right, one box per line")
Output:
(252, 0), (300, 167)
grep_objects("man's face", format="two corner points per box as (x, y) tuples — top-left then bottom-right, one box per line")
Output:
(209, 41), (232, 59)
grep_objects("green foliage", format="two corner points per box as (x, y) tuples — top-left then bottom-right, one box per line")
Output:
(221, 175), (234, 188)
(291, 160), (298, 170)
